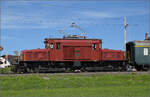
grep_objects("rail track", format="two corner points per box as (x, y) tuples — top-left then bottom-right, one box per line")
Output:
(0, 71), (149, 76)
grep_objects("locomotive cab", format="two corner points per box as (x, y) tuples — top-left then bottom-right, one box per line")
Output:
(44, 35), (102, 63)
(44, 34), (102, 71)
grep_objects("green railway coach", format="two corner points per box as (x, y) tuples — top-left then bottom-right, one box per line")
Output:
(126, 40), (150, 70)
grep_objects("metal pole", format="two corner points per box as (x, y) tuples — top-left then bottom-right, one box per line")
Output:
(0, 0), (1, 56)
(124, 16), (128, 58)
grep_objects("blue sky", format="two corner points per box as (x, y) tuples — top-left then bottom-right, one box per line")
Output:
(1, 0), (149, 55)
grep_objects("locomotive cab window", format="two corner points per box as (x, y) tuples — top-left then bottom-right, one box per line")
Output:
(93, 44), (96, 50)
(45, 43), (49, 49)
(56, 43), (60, 50)
(50, 43), (54, 49)
(99, 43), (102, 49)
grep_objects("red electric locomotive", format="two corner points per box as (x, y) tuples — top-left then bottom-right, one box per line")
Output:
(16, 34), (126, 73)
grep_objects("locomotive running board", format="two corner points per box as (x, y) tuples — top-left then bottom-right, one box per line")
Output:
(38, 68), (66, 73)
(85, 67), (117, 71)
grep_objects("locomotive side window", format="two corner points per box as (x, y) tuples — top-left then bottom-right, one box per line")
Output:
(99, 43), (102, 49)
(56, 43), (60, 50)
(50, 43), (54, 49)
(93, 44), (96, 50)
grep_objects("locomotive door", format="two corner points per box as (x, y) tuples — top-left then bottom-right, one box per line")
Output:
(63, 46), (91, 60)
(63, 46), (74, 60)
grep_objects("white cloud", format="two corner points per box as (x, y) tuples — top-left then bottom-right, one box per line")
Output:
(80, 11), (115, 18)
(1, 13), (76, 29)
(1, 9), (97, 29)
(1, 10), (61, 29)
(2, 0), (33, 6)
(79, 8), (149, 19)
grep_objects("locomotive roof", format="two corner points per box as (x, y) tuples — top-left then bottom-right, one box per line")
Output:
(45, 38), (102, 41)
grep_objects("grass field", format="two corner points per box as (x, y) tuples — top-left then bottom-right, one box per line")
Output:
(0, 73), (150, 97)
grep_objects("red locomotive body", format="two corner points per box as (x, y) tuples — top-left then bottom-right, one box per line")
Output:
(18, 37), (105, 73)
(100, 49), (126, 71)
(22, 49), (50, 61)
(17, 35), (126, 73)
(102, 49), (124, 61)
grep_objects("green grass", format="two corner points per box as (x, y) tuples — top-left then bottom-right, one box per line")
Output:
(0, 73), (150, 97)
(0, 67), (12, 74)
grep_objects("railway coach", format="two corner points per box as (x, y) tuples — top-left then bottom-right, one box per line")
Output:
(126, 40), (150, 71)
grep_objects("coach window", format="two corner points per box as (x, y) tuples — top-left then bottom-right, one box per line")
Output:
(50, 43), (54, 49)
(93, 44), (96, 50)
(56, 43), (60, 50)
(144, 48), (148, 56)
(0, 61), (3, 64)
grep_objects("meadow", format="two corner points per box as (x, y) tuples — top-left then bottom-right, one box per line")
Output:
(0, 73), (149, 97)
